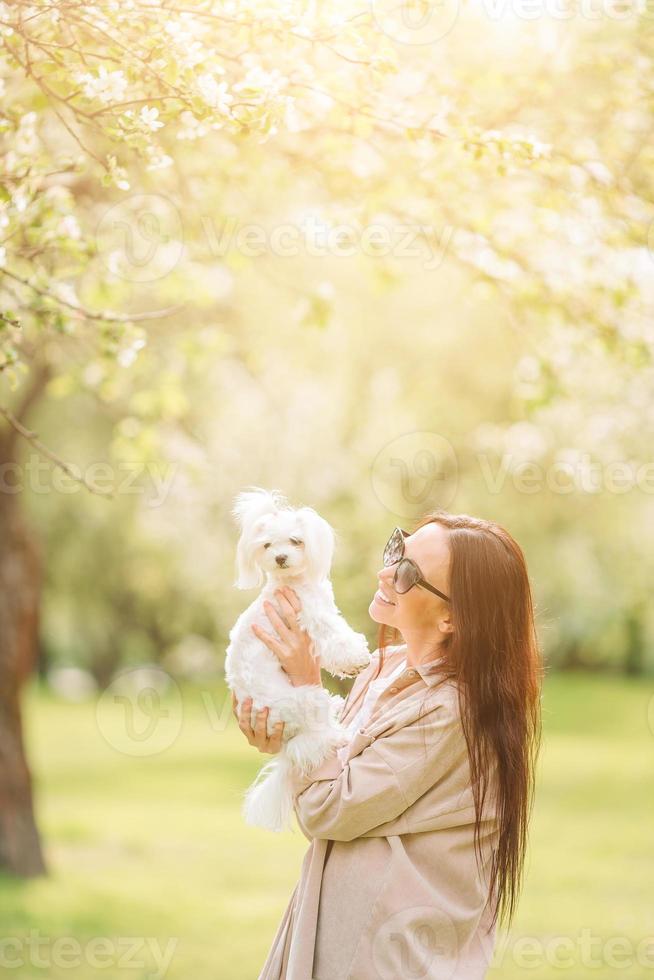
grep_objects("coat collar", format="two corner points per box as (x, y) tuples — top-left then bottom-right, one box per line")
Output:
(384, 643), (449, 688)
(343, 643), (454, 740)
(340, 643), (451, 732)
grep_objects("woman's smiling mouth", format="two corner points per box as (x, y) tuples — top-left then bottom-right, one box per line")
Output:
(374, 586), (396, 606)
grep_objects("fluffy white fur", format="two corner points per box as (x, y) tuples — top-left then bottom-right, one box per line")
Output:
(225, 486), (371, 832)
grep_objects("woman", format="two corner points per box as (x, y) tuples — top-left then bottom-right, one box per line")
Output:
(233, 511), (544, 979)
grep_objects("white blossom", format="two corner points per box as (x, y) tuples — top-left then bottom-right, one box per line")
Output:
(235, 66), (288, 100)
(75, 66), (128, 104)
(196, 74), (234, 115)
(145, 148), (174, 171)
(175, 110), (209, 141)
(11, 190), (28, 212)
(59, 215), (81, 239)
(54, 282), (79, 306)
(117, 337), (146, 367)
(178, 41), (208, 70)
(139, 106), (164, 131)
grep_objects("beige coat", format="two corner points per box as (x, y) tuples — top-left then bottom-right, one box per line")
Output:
(258, 644), (500, 980)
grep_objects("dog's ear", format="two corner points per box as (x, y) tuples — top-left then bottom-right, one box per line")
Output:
(231, 486), (287, 530)
(234, 531), (264, 590)
(232, 487), (288, 590)
(296, 507), (335, 582)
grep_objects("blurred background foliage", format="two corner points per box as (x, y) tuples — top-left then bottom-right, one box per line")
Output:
(1, 1), (653, 975)
(2, 0), (653, 689)
(0, 0), (653, 962)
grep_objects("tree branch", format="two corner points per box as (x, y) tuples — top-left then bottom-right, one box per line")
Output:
(0, 405), (114, 498)
(0, 267), (185, 322)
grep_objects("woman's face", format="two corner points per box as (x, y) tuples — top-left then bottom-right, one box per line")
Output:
(368, 522), (452, 638)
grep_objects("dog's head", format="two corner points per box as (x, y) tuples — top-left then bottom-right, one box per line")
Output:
(231, 486), (335, 589)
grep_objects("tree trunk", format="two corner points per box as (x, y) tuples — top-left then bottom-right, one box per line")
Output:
(559, 638), (584, 670)
(0, 365), (50, 876)
(0, 490), (47, 875)
(624, 600), (646, 677)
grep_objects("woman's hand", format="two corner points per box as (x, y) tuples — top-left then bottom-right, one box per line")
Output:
(232, 692), (285, 754)
(251, 586), (322, 688)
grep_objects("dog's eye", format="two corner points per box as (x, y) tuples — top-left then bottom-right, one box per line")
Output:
(290, 538), (303, 546)
(263, 543), (271, 549)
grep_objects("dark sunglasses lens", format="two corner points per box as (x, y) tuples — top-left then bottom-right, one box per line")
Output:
(383, 529), (403, 565)
(394, 559), (418, 594)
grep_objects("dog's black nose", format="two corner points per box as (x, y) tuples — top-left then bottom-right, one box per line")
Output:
(275, 555), (288, 566)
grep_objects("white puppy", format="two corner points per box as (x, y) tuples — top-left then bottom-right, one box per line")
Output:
(225, 486), (371, 832)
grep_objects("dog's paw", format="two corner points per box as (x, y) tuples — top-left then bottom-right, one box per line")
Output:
(333, 651), (372, 678)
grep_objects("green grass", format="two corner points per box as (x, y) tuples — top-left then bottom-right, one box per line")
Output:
(0, 671), (652, 979)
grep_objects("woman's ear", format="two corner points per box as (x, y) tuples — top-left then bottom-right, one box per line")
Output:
(438, 615), (454, 635)
(296, 507), (335, 583)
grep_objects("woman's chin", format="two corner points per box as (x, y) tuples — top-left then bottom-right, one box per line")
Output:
(368, 596), (395, 625)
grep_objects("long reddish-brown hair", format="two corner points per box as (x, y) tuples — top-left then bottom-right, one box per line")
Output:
(373, 510), (543, 932)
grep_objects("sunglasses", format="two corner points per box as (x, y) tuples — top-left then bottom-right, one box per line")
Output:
(382, 527), (451, 602)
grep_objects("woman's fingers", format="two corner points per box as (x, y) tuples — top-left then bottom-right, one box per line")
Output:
(253, 706), (270, 745)
(237, 696), (254, 740)
(266, 720), (285, 753)
(254, 709), (285, 753)
(233, 693), (285, 754)
(252, 623), (286, 662)
(263, 599), (293, 637)
(273, 590), (299, 627)
(280, 586), (301, 613)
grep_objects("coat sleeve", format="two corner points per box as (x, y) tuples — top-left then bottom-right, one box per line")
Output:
(290, 695), (466, 842)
